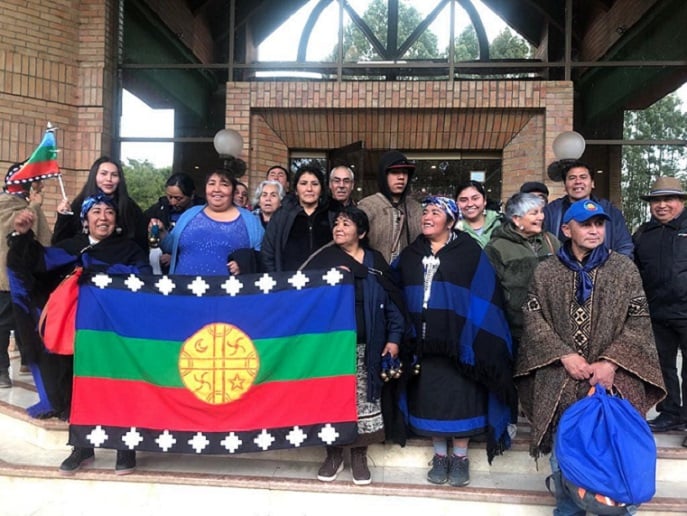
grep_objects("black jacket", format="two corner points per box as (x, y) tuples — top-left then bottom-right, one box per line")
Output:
(143, 195), (205, 230)
(633, 209), (687, 320)
(260, 195), (332, 272)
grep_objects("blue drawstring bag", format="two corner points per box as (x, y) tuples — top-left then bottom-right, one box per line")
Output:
(555, 387), (657, 510)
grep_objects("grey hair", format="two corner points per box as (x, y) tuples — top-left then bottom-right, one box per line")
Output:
(504, 192), (545, 221)
(329, 165), (355, 182)
(252, 180), (285, 207)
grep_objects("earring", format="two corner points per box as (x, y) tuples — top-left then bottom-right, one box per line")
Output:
(519, 224), (524, 230)
(82, 223), (89, 234)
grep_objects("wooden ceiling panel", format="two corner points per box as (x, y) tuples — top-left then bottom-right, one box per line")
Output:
(257, 108), (535, 152)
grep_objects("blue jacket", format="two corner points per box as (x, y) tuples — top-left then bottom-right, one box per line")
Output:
(543, 196), (634, 258)
(161, 205), (264, 274)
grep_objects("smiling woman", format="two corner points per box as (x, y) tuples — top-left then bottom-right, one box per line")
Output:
(454, 180), (502, 248)
(52, 157), (149, 251)
(261, 164), (333, 272)
(484, 192), (560, 345)
(7, 193), (152, 474)
(156, 169), (264, 275)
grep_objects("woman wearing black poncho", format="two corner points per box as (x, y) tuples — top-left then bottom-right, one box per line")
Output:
(301, 206), (405, 486)
(394, 196), (516, 488)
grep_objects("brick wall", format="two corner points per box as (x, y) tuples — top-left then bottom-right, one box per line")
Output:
(225, 80), (574, 204)
(0, 0), (118, 226)
(249, 113), (289, 189)
(502, 114), (545, 202)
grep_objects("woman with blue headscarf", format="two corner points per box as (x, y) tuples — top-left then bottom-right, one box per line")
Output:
(394, 196), (516, 488)
(7, 193), (151, 475)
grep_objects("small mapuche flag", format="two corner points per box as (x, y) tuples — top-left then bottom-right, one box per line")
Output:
(69, 269), (358, 454)
(7, 126), (61, 185)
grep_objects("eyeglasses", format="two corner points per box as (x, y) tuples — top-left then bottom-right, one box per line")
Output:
(331, 178), (353, 185)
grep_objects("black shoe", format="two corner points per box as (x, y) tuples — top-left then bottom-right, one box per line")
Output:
(0, 369), (11, 388)
(115, 449), (137, 475)
(647, 413), (685, 433)
(350, 446), (371, 486)
(427, 454), (450, 485)
(59, 447), (95, 475)
(448, 455), (470, 487)
(317, 446), (344, 482)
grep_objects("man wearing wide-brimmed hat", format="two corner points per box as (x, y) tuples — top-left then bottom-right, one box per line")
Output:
(633, 176), (687, 444)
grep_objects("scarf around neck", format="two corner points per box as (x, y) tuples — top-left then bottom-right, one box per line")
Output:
(556, 242), (611, 304)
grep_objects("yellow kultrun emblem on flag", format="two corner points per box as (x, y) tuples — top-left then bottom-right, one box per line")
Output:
(179, 323), (259, 404)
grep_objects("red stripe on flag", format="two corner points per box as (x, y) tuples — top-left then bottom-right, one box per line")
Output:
(14, 160), (59, 179)
(70, 375), (357, 432)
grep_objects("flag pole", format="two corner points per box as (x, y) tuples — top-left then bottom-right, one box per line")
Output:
(57, 175), (73, 215)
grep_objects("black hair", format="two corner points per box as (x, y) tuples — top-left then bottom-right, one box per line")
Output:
(293, 163), (325, 191)
(266, 165), (290, 182)
(71, 156), (138, 240)
(165, 173), (196, 197)
(205, 169), (238, 194)
(335, 205), (370, 247)
(561, 160), (592, 180)
(455, 180), (487, 199)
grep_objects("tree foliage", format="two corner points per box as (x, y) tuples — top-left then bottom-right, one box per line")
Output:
(122, 158), (171, 210)
(453, 26), (479, 61)
(452, 26), (532, 61)
(621, 94), (687, 232)
(328, 0), (440, 61)
(326, 1), (533, 77)
(490, 27), (533, 59)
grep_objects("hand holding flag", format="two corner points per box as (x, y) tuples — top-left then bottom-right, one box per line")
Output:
(6, 123), (72, 212)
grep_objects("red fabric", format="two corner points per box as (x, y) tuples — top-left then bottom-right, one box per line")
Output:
(39, 267), (82, 355)
(70, 375), (357, 430)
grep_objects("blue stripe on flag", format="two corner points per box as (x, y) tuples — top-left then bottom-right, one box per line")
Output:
(76, 282), (355, 341)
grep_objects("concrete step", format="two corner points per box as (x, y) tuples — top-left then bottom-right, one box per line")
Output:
(2, 355), (687, 515)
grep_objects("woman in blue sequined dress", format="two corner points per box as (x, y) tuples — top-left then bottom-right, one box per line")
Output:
(156, 169), (263, 275)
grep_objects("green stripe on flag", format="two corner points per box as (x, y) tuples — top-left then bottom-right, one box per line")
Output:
(74, 329), (356, 387)
(27, 145), (56, 162)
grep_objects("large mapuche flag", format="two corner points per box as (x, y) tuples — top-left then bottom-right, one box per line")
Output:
(69, 269), (358, 454)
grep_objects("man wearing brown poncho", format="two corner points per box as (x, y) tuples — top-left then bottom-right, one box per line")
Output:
(515, 199), (666, 515)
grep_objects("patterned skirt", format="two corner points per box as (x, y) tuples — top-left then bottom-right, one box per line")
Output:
(350, 343), (385, 447)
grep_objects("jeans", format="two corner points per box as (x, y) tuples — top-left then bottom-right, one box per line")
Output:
(549, 450), (585, 516)
(549, 446), (637, 515)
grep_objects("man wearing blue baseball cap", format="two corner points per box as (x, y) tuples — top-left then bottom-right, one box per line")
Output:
(516, 199), (666, 515)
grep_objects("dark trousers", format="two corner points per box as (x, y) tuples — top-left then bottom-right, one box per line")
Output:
(0, 291), (14, 370)
(652, 319), (687, 420)
(38, 352), (74, 418)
